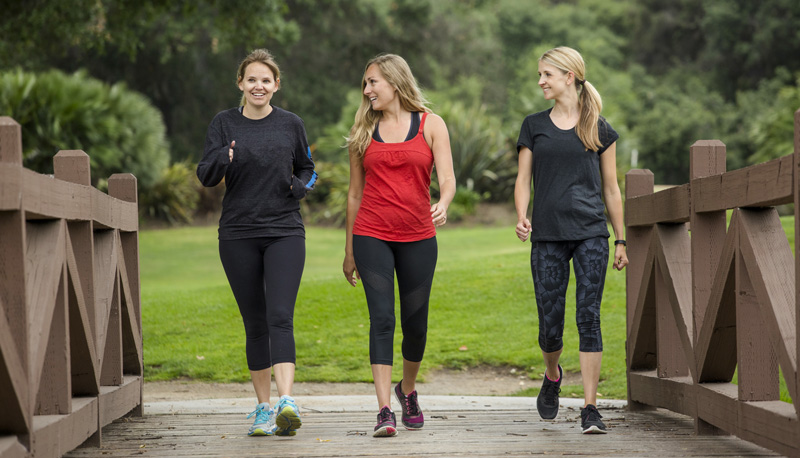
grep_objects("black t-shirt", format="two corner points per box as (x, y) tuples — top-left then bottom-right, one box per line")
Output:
(197, 106), (316, 240)
(516, 108), (619, 242)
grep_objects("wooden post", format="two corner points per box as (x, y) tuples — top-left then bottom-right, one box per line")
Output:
(625, 169), (656, 411)
(0, 117), (23, 165)
(794, 108), (800, 408)
(54, 150), (91, 186)
(625, 170), (654, 334)
(0, 117), (31, 446)
(689, 141), (726, 349)
(107, 173), (142, 417)
(689, 140), (728, 436)
(54, 150), (98, 395)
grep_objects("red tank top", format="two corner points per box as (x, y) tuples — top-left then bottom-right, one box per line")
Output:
(353, 113), (436, 242)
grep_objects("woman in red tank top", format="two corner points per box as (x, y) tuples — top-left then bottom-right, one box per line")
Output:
(343, 54), (456, 437)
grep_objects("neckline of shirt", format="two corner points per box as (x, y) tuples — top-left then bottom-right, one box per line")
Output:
(546, 107), (577, 133)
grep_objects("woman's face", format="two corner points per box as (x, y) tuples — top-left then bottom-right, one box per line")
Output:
(363, 64), (397, 111)
(238, 62), (279, 108)
(537, 61), (571, 101)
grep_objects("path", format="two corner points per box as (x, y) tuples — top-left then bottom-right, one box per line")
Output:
(64, 396), (778, 457)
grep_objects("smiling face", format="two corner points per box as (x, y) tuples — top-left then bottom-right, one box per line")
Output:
(362, 64), (397, 111)
(238, 62), (279, 109)
(537, 61), (572, 101)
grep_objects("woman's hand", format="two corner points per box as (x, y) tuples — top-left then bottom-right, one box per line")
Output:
(228, 140), (235, 162)
(343, 254), (360, 287)
(516, 218), (532, 242)
(613, 244), (629, 271)
(431, 202), (448, 227)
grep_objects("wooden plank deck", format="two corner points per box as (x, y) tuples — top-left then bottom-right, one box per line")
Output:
(64, 397), (779, 457)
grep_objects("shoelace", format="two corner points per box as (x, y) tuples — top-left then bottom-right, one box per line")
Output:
(378, 408), (393, 423)
(542, 381), (561, 404)
(247, 406), (271, 424)
(405, 391), (421, 416)
(582, 406), (602, 422)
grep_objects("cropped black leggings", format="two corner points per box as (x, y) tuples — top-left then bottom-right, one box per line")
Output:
(219, 236), (305, 371)
(531, 236), (608, 353)
(353, 235), (437, 365)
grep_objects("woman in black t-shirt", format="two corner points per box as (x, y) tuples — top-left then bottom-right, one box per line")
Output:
(197, 48), (316, 438)
(514, 46), (628, 434)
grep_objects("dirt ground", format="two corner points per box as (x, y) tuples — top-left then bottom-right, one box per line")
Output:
(143, 366), (583, 402)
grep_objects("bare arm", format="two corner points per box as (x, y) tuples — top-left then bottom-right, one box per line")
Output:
(600, 142), (628, 270)
(424, 113), (456, 226)
(343, 147), (366, 286)
(514, 147), (533, 241)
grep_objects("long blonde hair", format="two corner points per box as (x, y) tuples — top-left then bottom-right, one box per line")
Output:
(540, 47), (603, 151)
(347, 54), (431, 158)
(236, 49), (281, 106)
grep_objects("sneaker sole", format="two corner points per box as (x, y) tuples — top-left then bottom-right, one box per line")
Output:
(276, 406), (302, 436)
(537, 407), (559, 420)
(582, 425), (608, 434)
(373, 426), (398, 437)
(248, 427), (275, 436)
(402, 421), (424, 430)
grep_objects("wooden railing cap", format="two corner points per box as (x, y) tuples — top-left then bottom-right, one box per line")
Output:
(0, 116), (21, 127)
(691, 140), (726, 148)
(54, 149), (89, 158)
(626, 169), (654, 176)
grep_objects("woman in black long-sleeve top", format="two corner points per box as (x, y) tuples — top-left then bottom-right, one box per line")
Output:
(197, 48), (316, 438)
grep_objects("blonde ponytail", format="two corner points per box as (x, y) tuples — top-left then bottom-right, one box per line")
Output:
(577, 80), (603, 151)
(540, 47), (603, 151)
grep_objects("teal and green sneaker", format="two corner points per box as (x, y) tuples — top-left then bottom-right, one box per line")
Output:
(246, 402), (276, 436)
(274, 395), (302, 436)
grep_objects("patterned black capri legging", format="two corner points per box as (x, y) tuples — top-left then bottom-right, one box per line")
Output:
(530, 236), (608, 353)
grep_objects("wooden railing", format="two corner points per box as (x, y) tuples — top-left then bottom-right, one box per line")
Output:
(625, 110), (800, 457)
(0, 117), (143, 458)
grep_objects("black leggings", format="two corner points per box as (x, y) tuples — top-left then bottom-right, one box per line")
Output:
(353, 235), (437, 365)
(531, 236), (608, 353)
(219, 236), (305, 370)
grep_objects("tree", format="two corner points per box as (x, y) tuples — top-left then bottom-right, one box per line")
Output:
(1, 0), (299, 162)
(630, 74), (728, 185)
(0, 68), (169, 189)
(699, 0), (800, 99)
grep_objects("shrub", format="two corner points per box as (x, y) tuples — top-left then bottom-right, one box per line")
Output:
(304, 160), (350, 226)
(139, 162), (199, 225)
(446, 187), (483, 222)
(0, 68), (169, 190)
(434, 102), (517, 202)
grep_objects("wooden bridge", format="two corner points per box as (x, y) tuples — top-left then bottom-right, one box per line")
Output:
(0, 111), (798, 457)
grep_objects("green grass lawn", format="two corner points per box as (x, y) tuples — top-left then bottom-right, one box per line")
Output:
(140, 218), (793, 402)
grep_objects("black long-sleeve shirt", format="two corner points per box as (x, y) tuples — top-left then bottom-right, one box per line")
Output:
(197, 106), (317, 240)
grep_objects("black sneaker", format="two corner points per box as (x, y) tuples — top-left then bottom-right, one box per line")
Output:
(536, 365), (562, 419)
(373, 405), (398, 437)
(394, 380), (424, 429)
(580, 404), (607, 434)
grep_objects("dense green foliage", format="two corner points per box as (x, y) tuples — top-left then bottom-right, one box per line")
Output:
(3, 0), (800, 221)
(0, 69), (169, 189)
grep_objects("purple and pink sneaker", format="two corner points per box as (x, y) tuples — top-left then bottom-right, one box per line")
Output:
(373, 405), (397, 437)
(394, 380), (424, 430)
